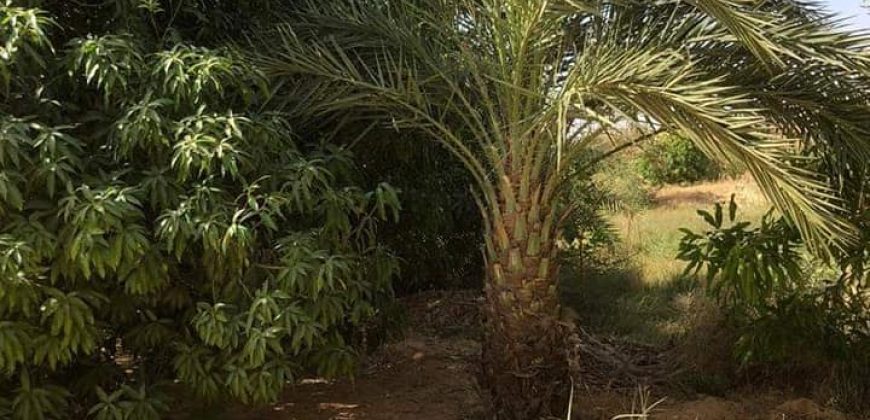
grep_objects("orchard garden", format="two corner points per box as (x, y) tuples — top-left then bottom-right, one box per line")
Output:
(0, 1), (868, 419)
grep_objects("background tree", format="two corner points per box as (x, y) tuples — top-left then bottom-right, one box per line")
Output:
(0, 1), (399, 418)
(255, 0), (870, 417)
(291, 118), (484, 293)
(361, 136), (483, 293)
(635, 132), (722, 185)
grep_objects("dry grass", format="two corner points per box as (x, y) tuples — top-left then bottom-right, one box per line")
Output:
(611, 175), (768, 284)
(564, 176), (769, 346)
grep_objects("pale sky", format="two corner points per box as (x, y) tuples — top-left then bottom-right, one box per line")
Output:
(822, 1), (870, 30)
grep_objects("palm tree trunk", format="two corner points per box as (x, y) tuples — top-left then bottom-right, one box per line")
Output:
(480, 177), (573, 419)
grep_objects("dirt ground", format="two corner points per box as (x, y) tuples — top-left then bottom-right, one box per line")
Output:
(219, 291), (487, 420)
(215, 290), (855, 420)
(225, 333), (484, 420)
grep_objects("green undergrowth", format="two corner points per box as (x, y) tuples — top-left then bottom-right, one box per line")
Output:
(562, 264), (698, 346)
(562, 183), (768, 345)
(562, 186), (869, 415)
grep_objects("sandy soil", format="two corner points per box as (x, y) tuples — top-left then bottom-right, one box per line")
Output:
(222, 291), (486, 420)
(227, 334), (484, 420)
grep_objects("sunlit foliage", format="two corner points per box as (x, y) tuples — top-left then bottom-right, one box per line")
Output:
(0, 1), (398, 418)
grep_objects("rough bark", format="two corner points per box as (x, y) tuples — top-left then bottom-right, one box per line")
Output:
(480, 176), (574, 419)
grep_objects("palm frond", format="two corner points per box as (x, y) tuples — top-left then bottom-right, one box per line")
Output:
(250, 0), (870, 254)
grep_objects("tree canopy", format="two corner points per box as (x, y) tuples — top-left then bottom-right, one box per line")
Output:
(0, 1), (399, 418)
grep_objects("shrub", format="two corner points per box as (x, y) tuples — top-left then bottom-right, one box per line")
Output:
(678, 197), (804, 308)
(0, 3), (399, 418)
(636, 133), (720, 185)
(597, 158), (652, 214)
(679, 198), (870, 412)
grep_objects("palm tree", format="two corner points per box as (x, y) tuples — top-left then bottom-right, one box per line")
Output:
(254, 1), (870, 417)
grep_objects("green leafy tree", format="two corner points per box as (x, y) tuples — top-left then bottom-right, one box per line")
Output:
(636, 132), (721, 185)
(255, 1), (870, 417)
(0, 1), (398, 418)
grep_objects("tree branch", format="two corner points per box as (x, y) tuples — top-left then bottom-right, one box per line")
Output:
(587, 128), (665, 168)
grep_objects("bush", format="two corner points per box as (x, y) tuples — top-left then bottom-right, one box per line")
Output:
(678, 198), (870, 412)
(562, 158), (622, 272)
(678, 198), (804, 308)
(636, 133), (721, 185)
(0, 3), (399, 418)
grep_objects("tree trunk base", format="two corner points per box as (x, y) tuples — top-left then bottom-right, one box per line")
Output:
(481, 315), (577, 419)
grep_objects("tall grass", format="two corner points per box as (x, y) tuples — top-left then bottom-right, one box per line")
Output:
(563, 177), (768, 345)
(611, 177), (768, 283)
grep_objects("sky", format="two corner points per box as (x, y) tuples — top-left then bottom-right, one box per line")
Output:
(822, 1), (870, 30)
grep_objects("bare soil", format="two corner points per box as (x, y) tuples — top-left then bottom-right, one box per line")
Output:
(213, 290), (856, 420)
(228, 334), (484, 419)
(220, 291), (486, 420)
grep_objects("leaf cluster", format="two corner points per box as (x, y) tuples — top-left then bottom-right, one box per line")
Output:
(678, 198), (869, 398)
(0, 1), (399, 418)
(678, 196), (803, 308)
